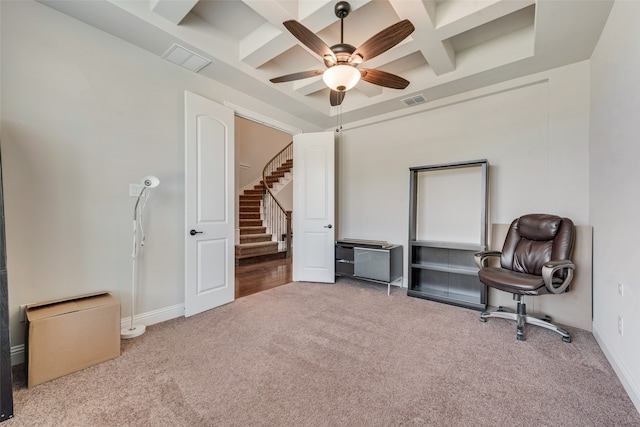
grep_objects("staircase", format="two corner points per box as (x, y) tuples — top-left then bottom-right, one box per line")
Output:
(235, 155), (293, 265)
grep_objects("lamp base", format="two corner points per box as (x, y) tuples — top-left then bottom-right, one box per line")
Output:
(120, 324), (146, 339)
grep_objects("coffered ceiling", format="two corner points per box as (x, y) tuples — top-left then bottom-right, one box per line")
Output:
(39, 0), (613, 129)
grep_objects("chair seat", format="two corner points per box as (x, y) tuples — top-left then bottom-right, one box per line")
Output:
(478, 267), (547, 295)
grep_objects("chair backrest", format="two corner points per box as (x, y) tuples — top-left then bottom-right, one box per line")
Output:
(500, 214), (575, 277)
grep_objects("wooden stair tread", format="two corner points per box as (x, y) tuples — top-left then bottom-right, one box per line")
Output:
(235, 250), (287, 265)
(239, 226), (266, 235)
(240, 233), (272, 243)
(236, 241), (278, 248)
(235, 240), (279, 257)
(239, 219), (262, 226)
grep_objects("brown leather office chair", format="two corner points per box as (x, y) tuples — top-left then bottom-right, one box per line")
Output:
(474, 214), (575, 342)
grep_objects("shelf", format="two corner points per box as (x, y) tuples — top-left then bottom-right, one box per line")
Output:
(408, 246), (486, 309)
(407, 288), (485, 310)
(410, 240), (483, 251)
(407, 160), (488, 310)
(410, 263), (478, 276)
(411, 246), (478, 271)
(335, 261), (354, 276)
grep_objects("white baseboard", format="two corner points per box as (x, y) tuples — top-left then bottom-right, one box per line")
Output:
(11, 345), (25, 366)
(119, 303), (184, 331)
(11, 303), (185, 366)
(592, 322), (640, 413)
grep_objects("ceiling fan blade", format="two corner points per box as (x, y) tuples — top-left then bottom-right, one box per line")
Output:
(270, 69), (324, 83)
(330, 90), (346, 106)
(351, 19), (415, 62)
(360, 69), (410, 89)
(283, 20), (336, 63)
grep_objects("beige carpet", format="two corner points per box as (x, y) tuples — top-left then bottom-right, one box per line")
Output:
(8, 279), (640, 426)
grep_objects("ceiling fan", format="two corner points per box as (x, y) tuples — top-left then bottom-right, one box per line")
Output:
(270, 1), (415, 106)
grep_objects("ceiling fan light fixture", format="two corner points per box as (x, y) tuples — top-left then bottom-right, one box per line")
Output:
(323, 65), (360, 92)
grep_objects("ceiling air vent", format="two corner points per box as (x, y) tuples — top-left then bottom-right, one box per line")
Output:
(401, 94), (426, 107)
(162, 44), (211, 73)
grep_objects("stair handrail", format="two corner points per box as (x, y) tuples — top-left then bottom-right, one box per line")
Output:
(262, 142), (293, 257)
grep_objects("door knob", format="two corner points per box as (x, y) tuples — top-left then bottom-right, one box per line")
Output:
(323, 224), (333, 229)
(189, 229), (203, 236)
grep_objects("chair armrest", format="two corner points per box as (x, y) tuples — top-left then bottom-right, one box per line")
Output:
(474, 251), (501, 270)
(542, 260), (575, 294)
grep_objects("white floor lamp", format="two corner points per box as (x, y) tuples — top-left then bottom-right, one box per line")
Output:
(121, 175), (160, 339)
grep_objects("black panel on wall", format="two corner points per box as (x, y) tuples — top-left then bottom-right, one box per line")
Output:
(0, 144), (14, 421)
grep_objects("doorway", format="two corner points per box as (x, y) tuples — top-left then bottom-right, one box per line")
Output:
(234, 115), (294, 298)
(235, 257), (292, 298)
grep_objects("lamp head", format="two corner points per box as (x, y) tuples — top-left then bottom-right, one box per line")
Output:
(142, 175), (160, 189)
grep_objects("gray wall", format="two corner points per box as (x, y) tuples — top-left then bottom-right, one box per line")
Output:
(236, 117), (292, 191)
(337, 61), (590, 267)
(589, 0), (640, 411)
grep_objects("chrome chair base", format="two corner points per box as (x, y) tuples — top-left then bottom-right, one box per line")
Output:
(480, 300), (571, 343)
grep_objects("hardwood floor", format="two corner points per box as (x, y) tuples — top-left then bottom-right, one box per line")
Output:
(235, 256), (293, 299)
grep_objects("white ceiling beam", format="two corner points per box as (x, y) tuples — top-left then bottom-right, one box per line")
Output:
(239, 22), (291, 68)
(150, 0), (199, 25)
(389, 0), (455, 76)
(239, 0), (321, 68)
(242, 0), (296, 25)
(239, 0), (371, 69)
(435, 0), (536, 41)
(294, 78), (327, 96)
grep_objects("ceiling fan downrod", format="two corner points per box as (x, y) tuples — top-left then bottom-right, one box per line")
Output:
(331, 2), (356, 63)
(335, 1), (350, 44)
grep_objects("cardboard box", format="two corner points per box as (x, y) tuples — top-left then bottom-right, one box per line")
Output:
(25, 291), (120, 387)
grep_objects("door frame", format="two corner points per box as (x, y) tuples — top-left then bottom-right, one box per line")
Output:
(224, 103), (302, 137)
(224, 102), (302, 264)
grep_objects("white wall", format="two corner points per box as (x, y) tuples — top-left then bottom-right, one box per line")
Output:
(235, 116), (292, 191)
(0, 0), (320, 349)
(589, 0), (640, 412)
(337, 62), (591, 289)
(275, 181), (293, 212)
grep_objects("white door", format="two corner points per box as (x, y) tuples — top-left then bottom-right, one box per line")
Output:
(293, 132), (335, 283)
(184, 91), (235, 317)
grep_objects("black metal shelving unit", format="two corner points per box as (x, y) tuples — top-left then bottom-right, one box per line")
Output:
(408, 160), (488, 310)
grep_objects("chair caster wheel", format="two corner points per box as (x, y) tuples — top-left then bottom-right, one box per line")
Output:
(562, 336), (571, 343)
(517, 335), (526, 341)
(479, 317), (486, 323)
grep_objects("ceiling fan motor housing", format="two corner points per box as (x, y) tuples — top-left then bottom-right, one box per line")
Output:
(331, 43), (356, 63)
